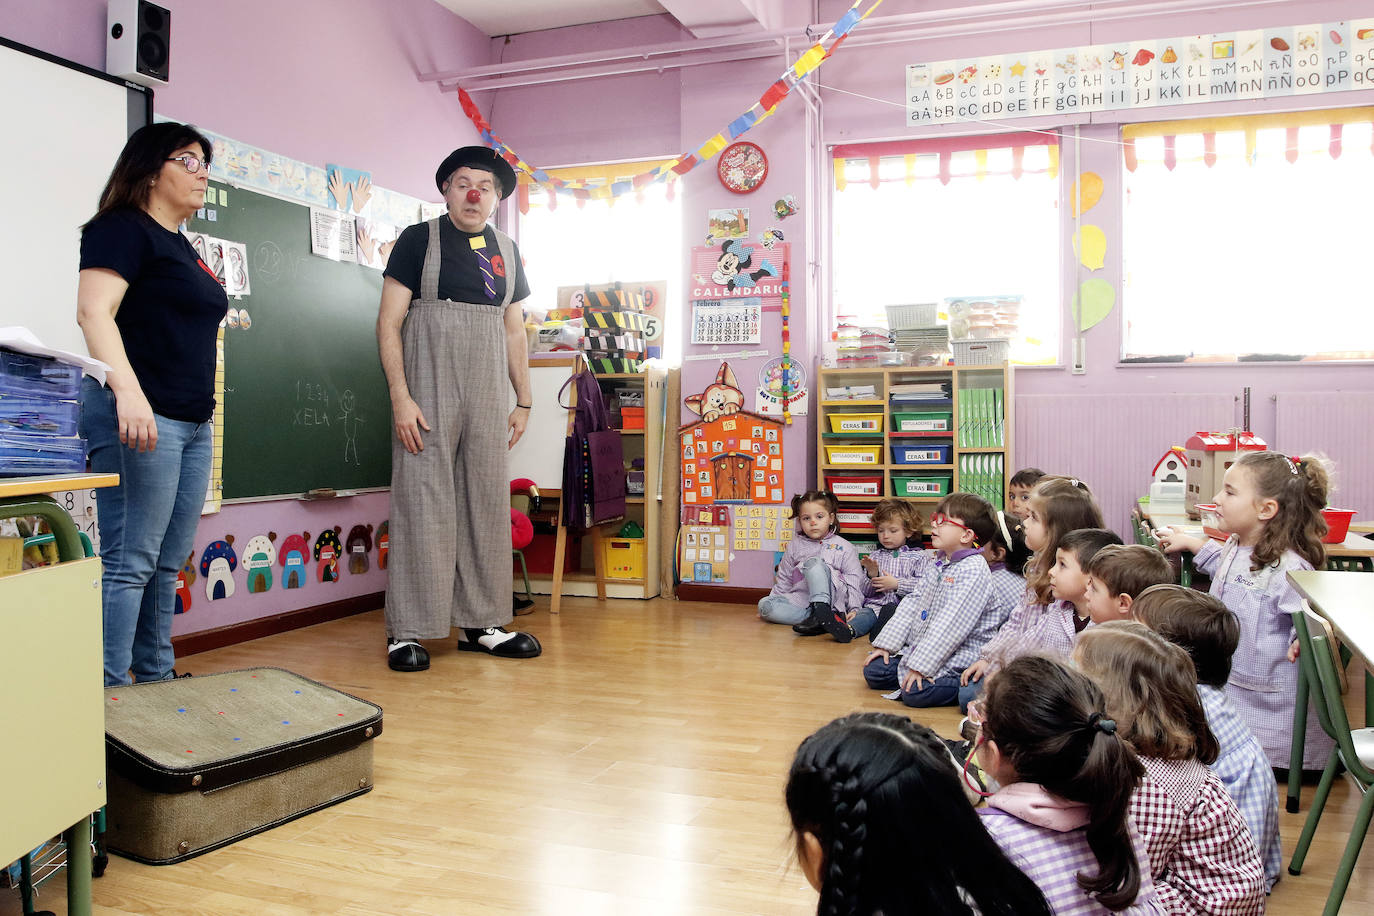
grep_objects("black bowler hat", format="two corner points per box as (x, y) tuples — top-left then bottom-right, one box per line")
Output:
(435, 146), (517, 199)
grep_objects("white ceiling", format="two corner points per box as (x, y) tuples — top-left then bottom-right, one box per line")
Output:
(431, 0), (669, 37)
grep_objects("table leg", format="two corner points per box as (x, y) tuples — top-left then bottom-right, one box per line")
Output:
(64, 817), (92, 916)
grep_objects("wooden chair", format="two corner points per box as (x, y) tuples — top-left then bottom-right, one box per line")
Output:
(1287, 615), (1374, 916)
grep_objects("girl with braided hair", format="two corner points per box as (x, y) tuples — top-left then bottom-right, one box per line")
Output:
(977, 655), (1162, 914)
(785, 712), (1050, 916)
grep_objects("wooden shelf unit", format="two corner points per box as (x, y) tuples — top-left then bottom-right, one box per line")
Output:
(816, 363), (1014, 528)
(519, 366), (665, 602)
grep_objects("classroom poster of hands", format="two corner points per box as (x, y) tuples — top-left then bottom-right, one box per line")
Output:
(311, 163), (400, 271)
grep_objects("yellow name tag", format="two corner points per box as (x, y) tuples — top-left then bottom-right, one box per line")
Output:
(468, 236), (486, 251)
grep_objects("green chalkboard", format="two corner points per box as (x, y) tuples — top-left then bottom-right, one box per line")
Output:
(190, 182), (392, 499)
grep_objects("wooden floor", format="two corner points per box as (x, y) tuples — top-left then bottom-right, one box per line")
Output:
(6, 596), (1373, 915)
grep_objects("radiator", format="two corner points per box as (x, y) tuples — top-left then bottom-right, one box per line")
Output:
(1014, 393), (1237, 537)
(1275, 391), (1373, 520)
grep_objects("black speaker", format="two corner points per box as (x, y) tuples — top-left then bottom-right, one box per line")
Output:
(106, 0), (170, 87)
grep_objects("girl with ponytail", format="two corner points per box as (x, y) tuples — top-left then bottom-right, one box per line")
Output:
(977, 655), (1162, 915)
(1075, 622), (1267, 915)
(786, 712), (1051, 916)
(1156, 450), (1335, 770)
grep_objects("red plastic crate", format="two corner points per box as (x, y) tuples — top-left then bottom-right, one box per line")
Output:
(824, 474), (883, 497)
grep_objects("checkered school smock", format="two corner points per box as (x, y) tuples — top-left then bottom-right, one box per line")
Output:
(384, 218), (516, 639)
(1131, 756), (1267, 915)
(1195, 537), (1334, 770)
(1199, 685), (1282, 891)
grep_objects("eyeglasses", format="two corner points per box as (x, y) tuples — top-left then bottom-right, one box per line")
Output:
(931, 514), (973, 534)
(166, 155), (205, 173)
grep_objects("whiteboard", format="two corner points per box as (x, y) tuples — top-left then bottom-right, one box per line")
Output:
(0, 39), (151, 356)
(507, 358), (579, 492)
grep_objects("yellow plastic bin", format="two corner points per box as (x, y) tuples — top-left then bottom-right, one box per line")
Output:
(827, 412), (884, 433)
(824, 444), (883, 465)
(602, 537), (646, 579)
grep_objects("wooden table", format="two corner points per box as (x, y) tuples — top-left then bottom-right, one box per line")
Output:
(0, 472), (118, 916)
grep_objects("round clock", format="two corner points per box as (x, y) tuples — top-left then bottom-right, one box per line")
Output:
(717, 141), (768, 194)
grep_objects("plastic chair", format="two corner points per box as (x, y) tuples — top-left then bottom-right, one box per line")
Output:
(1287, 616), (1374, 916)
(511, 478), (540, 601)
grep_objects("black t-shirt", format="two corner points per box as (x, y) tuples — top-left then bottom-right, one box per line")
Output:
(80, 208), (228, 423)
(383, 218), (530, 305)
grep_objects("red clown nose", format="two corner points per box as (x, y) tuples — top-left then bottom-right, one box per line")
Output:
(465, 188), (482, 203)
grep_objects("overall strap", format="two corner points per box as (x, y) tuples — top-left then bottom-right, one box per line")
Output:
(493, 226), (517, 309)
(420, 217), (444, 302)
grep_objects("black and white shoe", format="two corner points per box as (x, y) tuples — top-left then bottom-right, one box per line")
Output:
(387, 639), (430, 672)
(458, 627), (542, 659)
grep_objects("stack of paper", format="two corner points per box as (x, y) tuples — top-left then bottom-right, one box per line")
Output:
(890, 381), (952, 406)
(824, 384), (877, 401)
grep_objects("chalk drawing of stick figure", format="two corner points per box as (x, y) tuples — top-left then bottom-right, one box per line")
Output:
(338, 389), (364, 466)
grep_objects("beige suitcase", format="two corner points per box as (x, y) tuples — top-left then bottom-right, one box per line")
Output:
(103, 667), (381, 864)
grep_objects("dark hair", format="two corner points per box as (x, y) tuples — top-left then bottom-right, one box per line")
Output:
(787, 712), (1052, 916)
(983, 656), (1146, 911)
(791, 490), (840, 536)
(1059, 528), (1124, 571)
(1132, 585), (1240, 687)
(1086, 544), (1174, 601)
(1231, 451), (1330, 571)
(1009, 467), (1047, 488)
(1025, 477), (1104, 604)
(1075, 621), (1220, 764)
(85, 121), (212, 227)
(986, 511), (1032, 573)
(871, 498), (921, 534)
(934, 491), (997, 549)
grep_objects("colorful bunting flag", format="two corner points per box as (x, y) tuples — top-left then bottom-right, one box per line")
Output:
(452, 0), (883, 202)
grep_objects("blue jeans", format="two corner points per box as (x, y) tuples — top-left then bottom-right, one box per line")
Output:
(863, 654), (961, 707)
(958, 679), (984, 714)
(81, 378), (213, 686)
(758, 556), (834, 625)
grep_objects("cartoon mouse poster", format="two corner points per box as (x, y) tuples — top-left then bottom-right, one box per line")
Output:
(711, 240), (777, 291)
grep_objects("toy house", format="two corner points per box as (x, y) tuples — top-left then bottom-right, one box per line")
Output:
(1184, 431), (1267, 517)
(1149, 446), (1187, 508)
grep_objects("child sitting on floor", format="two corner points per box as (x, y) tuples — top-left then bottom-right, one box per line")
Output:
(977, 654), (1162, 915)
(862, 492), (997, 708)
(786, 712), (1053, 916)
(797, 498), (929, 642)
(1133, 585), (1282, 892)
(758, 489), (865, 642)
(1082, 544), (1175, 625)
(1075, 621), (1267, 914)
(1007, 466), (1046, 519)
(960, 477), (1104, 706)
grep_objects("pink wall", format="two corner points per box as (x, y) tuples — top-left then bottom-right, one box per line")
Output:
(2, 0), (490, 635)
(0, 0), (488, 198)
(487, 0), (1374, 583)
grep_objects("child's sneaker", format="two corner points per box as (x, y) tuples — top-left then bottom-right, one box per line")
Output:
(811, 602), (856, 644)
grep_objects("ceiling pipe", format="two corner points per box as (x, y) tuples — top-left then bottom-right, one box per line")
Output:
(444, 0), (1290, 92)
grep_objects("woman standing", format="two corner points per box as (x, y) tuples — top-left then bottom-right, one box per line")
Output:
(77, 122), (226, 686)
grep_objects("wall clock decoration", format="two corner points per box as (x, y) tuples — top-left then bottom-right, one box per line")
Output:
(718, 141), (768, 194)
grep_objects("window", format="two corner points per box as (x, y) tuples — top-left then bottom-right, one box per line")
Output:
(515, 160), (683, 365)
(1122, 108), (1374, 361)
(831, 134), (1061, 365)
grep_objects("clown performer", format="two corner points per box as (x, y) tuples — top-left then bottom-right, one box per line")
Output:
(376, 146), (542, 670)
